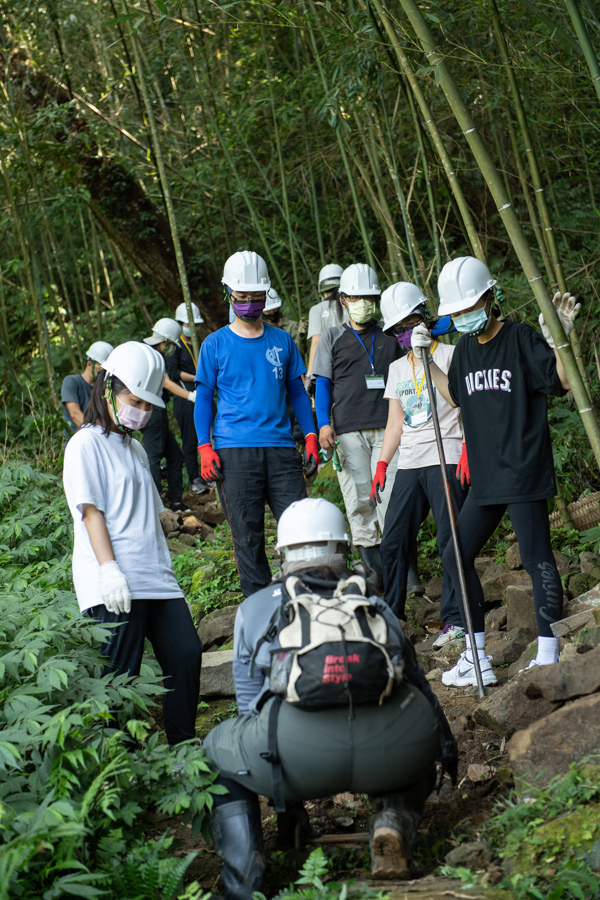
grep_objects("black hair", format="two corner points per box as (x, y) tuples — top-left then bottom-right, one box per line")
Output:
(81, 372), (132, 441)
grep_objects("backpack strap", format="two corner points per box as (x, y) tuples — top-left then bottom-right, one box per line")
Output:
(249, 604), (282, 679)
(333, 574), (369, 598)
(259, 696), (286, 813)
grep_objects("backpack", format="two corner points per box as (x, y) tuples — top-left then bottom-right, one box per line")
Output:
(255, 573), (405, 711)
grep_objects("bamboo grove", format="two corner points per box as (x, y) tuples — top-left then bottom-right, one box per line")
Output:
(1, 0), (600, 479)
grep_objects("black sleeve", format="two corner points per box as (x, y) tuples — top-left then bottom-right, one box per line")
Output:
(166, 346), (182, 381)
(447, 354), (460, 408)
(519, 325), (567, 397)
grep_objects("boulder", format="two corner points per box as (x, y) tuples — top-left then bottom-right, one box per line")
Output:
(199, 649), (235, 697)
(201, 502), (227, 526)
(550, 609), (600, 639)
(579, 550), (600, 580)
(181, 514), (203, 535)
(480, 564), (530, 606)
(414, 601), (441, 627)
(200, 524), (215, 542)
(505, 543), (522, 570)
(179, 533), (196, 547)
(167, 539), (187, 556)
(159, 508), (181, 535)
(504, 585), (537, 639)
(486, 607), (507, 632)
(524, 645), (600, 702)
(485, 627), (531, 666)
(198, 605), (239, 650)
(473, 673), (555, 738)
(572, 623), (600, 652)
(424, 576), (443, 601)
(506, 693), (600, 789)
(474, 557), (497, 576)
(507, 641), (537, 678)
(567, 578), (600, 611)
(553, 550), (571, 577)
(445, 840), (493, 870)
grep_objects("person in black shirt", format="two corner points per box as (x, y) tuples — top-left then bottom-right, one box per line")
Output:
(412, 256), (578, 687)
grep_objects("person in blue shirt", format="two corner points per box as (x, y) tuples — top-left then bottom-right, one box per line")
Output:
(194, 251), (319, 597)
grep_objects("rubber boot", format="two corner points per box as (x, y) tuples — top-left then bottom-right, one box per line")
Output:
(276, 801), (313, 851)
(357, 545), (384, 593)
(369, 769), (435, 879)
(209, 798), (266, 900)
(406, 543), (424, 596)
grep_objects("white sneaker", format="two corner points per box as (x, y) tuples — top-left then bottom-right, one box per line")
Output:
(442, 651), (497, 687)
(432, 624), (465, 650)
(518, 657), (557, 673)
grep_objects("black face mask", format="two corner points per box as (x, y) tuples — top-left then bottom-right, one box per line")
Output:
(263, 313), (280, 324)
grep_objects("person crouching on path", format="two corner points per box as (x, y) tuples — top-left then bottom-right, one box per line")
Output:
(193, 250), (319, 598)
(372, 282), (466, 647)
(412, 256), (576, 687)
(202, 497), (458, 897)
(62, 341), (202, 746)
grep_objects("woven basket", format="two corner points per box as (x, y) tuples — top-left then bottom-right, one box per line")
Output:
(506, 492), (600, 541)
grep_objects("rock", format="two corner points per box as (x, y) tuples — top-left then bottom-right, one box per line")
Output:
(480, 564), (530, 606)
(506, 694), (600, 789)
(181, 514), (203, 535)
(200, 502), (226, 526)
(507, 641), (537, 678)
(179, 533), (196, 547)
(486, 607), (507, 631)
(524, 645), (600, 702)
(167, 530), (179, 539)
(485, 627), (531, 666)
(414, 601), (441, 627)
(199, 649), (235, 697)
(505, 543), (522, 570)
(572, 623), (600, 652)
(468, 763), (496, 782)
(579, 550), (600, 580)
(159, 509), (181, 535)
(505, 585), (537, 639)
(198, 605), (239, 650)
(559, 642), (579, 662)
(426, 668), (443, 682)
(553, 550), (571, 577)
(167, 539), (187, 556)
(567, 574), (599, 604)
(474, 557), (497, 576)
(550, 609), (600, 639)
(200, 524), (215, 541)
(473, 673), (555, 737)
(191, 563), (217, 592)
(424, 576), (443, 601)
(444, 840), (493, 870)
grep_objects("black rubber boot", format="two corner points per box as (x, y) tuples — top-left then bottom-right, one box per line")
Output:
(209, 798), (266, 900)
(276, 801), (313, 851)
(357, 545), (384, 593)
(369, 769), (435, 879)
(406, 543), (424, 596)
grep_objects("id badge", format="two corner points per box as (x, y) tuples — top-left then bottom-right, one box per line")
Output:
(365, 374), (385, 390)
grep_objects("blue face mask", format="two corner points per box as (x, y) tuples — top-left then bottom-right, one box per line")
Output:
(453, 306), (491, 335)
(182, 325), (191, 337)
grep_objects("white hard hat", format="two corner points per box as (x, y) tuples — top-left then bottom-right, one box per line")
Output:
(437, 257), (497, 316)
(265, 288), (282, 312)
(380, 283), (428, 334)
(222, 251), (270, 292)
(144, 317), (182, 347)
(175, 301), (204, 324)
(86, 341), (114, 366)
(339, 263), (380, 297)
(276, 497), (350, 561)
(103, 342), (166, 408)
(318, 264), (344, 292)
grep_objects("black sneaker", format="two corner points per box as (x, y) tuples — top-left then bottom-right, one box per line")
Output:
(170, 501), (192, 513)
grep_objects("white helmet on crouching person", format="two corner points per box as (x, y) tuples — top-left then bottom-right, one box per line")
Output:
(276, 497), (350, 572)
(318, 263), (344, 294)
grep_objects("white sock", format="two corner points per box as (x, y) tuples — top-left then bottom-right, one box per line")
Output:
(536, 636), (559, 666)
(465, 632), (486, 661)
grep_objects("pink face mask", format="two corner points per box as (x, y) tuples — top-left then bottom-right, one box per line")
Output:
(115, 398), (152, 430)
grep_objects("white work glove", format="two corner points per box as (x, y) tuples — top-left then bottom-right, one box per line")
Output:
(187, 390), (196, 402)
(100, 560), (131, 614)
(411, 323), (433, 360)
(538, 291), (581, 348)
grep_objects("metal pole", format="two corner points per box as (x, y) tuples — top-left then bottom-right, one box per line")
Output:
(421, 352), (486, 698)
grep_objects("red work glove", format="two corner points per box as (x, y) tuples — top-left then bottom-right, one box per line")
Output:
(456, 442), (470, 487)
(369, 461), (388, 507)
(198, 443), (223, 482)
(304, 433), (319, 479)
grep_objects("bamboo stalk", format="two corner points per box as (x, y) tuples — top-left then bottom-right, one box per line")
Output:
(88, 212), (104, 338)
(565, 0), (600, 103)
(397, 0), (600, 470)
(129, 26), (200, 359)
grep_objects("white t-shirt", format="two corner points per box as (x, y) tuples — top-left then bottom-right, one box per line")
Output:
(384, 342), (462, 469)
(63, 425), (183, 611)
(307, 299), (349, 340)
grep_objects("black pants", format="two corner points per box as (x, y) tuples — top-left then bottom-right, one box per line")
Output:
(442, 494), (562, 637)
(217, 446), (307, 597)
(381, 465), (465, 622)
(86, 598), (202, 745)
(141, 406), (183, 502)
(173, 396), (202, 484)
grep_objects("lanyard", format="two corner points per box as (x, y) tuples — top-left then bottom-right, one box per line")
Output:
(349, 323), (376, 374)
(410, 341), (437, 399)
(180, 335), (198, 368)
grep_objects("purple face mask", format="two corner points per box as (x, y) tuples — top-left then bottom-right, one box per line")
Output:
(232, 300), (266, 321)
(396, 328), (414, 349)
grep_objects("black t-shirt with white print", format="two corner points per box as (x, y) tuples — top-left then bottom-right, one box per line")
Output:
(447, 321), (566, 505)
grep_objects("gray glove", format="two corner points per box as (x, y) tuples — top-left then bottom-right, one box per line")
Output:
(411, 323), (433, 360)
(538, 291), (581, 348)
(100, 560), (132, 614)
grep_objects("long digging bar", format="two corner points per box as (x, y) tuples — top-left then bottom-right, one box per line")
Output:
(421, 351), (486, 698)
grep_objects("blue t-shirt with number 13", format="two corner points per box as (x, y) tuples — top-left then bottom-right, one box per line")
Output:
(195, 324), (306, 449)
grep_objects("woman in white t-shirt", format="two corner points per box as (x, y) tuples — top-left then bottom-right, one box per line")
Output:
(369, 284), (466, 645)
(63, 341), (202, 746)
